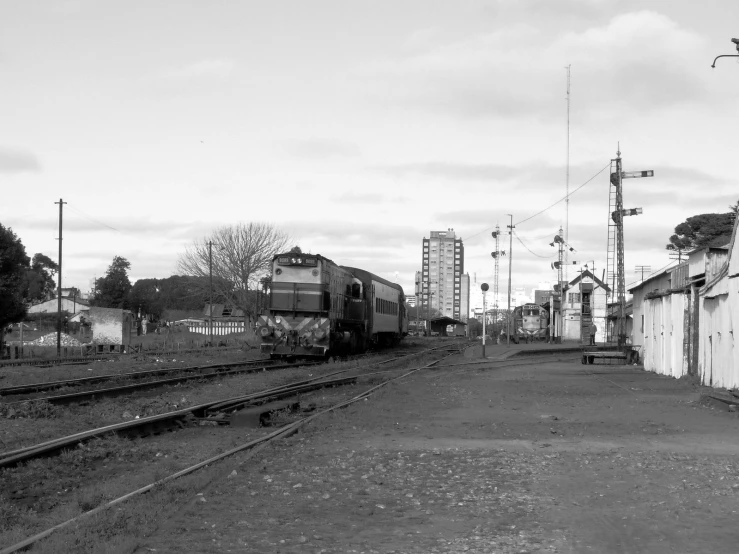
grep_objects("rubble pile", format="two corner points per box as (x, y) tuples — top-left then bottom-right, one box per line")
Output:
(27, 333), (84, 347)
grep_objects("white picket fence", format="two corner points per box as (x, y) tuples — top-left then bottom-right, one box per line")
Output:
(185, 320), (246, 336)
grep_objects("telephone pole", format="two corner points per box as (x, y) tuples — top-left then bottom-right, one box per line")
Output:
(506, 214), (514, 346)
(635, 265), (651, 282)
(56, 198), (67, 357)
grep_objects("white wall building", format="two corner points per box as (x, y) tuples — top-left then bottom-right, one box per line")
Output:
(561, 270), (610, 343)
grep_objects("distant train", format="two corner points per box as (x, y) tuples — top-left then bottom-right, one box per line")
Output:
(512, 303), (549, 343)
(257, 252), (408, 358)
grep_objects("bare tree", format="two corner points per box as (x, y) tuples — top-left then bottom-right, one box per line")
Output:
(177, 222), (290, 331)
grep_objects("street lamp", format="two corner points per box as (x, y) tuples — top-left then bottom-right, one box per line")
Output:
(711, 38), (739, 68)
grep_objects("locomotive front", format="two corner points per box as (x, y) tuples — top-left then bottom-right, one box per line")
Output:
(257, 254), (332, 357)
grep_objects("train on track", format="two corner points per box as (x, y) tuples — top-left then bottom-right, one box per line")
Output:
(257, 252), (408, 358)
(511, 303), (549, 343)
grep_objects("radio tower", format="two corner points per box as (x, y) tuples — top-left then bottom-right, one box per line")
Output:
(564, 65), (571, 282)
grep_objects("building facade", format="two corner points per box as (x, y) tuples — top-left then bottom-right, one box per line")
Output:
(561, 270), (610, 343)
(460, 273), (470, 322)
(421, 229), (465, 320)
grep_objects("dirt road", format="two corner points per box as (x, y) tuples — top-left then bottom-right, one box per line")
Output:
(133, 346), (739, 553)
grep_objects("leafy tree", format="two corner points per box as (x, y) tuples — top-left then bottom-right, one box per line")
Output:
(0, 224), (30, 346)
(666, 211), (736, 254)
(91, 256), (132, 308)
(23, 253), (58, 303)
(177, 222), (290, 327)
(127, 275), (214, 319)
(288, 246), (302, 254)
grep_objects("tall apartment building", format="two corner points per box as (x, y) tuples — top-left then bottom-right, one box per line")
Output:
(421, 229), (465, 320)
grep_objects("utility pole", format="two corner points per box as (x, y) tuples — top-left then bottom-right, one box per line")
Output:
(635, 265), (651, 282)
(55, 198), (66, 357)
(506, 214), (514, 346)
(209, 240), (214, 346)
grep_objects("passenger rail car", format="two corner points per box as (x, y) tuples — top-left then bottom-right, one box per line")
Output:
(257, 253), (408, 358)
(513, 303), (549, 342)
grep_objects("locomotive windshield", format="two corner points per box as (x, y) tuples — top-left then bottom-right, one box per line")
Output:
(276, 256), (317, 266)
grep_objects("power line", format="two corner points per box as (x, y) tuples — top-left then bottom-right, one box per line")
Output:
(464, 162), (611, 243)
(67, 205), (126, 234)
(513, 230), (556, 259)
(515, 162), (611, 226)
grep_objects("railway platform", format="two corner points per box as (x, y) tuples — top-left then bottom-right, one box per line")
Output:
(463, 340), (585, 361)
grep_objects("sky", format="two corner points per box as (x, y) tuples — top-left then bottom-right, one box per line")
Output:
(2, 0), (738, 304)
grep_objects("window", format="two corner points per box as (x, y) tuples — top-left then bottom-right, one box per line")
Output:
(568, 293), (581, 304)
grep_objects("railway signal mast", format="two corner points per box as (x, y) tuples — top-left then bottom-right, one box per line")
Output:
(550, 229), (577, 342)
(491, 225), (505, 331)
(606, 148), (653, 345)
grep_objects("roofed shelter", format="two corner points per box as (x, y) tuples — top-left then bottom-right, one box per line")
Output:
(428, 316), (466, 337)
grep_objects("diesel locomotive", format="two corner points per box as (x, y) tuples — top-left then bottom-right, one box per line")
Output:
(257, 252), (408, 358)
(512, 303), (549, 342)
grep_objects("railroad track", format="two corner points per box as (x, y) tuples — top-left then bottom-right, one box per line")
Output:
(1, 342), (460, 405)
(0, 358), (281, 398)
(0, 344), (461, 469)
(0, 345), (244, 368)
(0, 348), (461, 554)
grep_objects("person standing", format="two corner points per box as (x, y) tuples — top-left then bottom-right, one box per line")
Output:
(589, 322), (598, 345)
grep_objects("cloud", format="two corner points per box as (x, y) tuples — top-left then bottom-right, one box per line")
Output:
(164, 59), (235, 79)
(357, 11), (707, 120)
(0, 148), (41, 173)
(333, 193), (389, 204)
(278, 138), (361, 159)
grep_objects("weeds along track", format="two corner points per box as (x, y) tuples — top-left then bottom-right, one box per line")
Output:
(1, 341), (463, 406)
(0, 359), (306, 405)
(0, 342), (461, 469)
(0, 345), (244, 369)
(0, 345), (463, 554)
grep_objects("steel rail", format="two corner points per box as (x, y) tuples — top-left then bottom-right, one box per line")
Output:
(0, 359), (274, 396)
(0, 344), (431, 403)
(1, 360), (322, 406)
(0, 345), (450, 466)
(0, 345), (244, 368)
(0, 351), (455, 554)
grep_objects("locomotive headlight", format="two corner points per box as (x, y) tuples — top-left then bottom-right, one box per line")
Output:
(313, 328), (326, 340)
(259, 326), (272, 338)
(312, 269), (319, 276)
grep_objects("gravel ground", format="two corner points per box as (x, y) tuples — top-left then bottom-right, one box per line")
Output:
(5, 341), (739, 553)
(136, 345), (739, 554)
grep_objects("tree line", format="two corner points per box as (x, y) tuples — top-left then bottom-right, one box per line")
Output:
(0, 222), (289, 338)
(2, 203), (737, 338)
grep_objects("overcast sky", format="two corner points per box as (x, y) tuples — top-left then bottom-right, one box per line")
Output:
(2, 0), (738, 300)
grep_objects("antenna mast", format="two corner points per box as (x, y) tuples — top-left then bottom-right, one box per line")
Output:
(565, 64), (571, 282)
